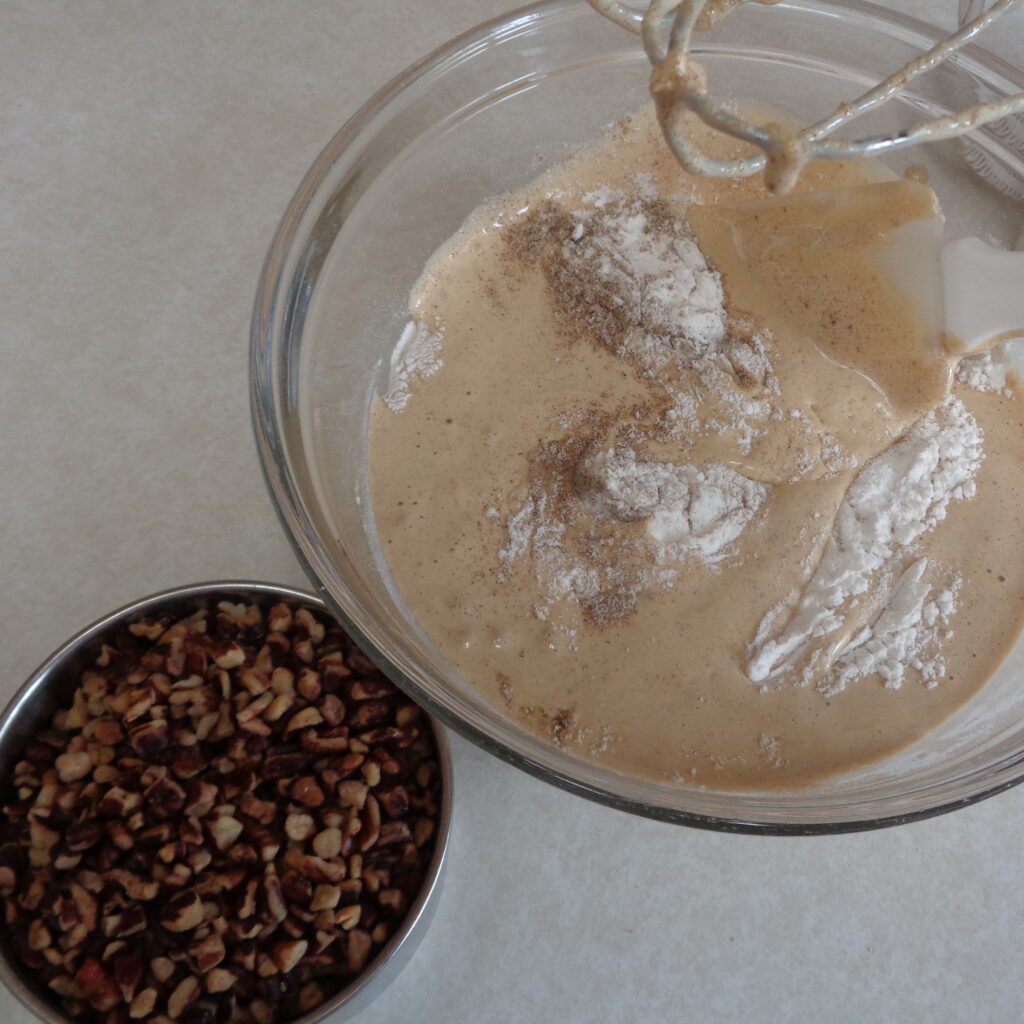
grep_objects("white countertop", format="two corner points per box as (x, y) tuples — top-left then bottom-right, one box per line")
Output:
(3, 2), (1024, 1021)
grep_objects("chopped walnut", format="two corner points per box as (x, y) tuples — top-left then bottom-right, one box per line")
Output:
(0, 597), (442, 1023)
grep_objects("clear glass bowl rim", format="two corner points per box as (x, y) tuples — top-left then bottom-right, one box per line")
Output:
(251, 0), (1024, 835)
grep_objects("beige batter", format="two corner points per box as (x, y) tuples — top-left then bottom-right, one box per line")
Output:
(368, 109), (1024, 789)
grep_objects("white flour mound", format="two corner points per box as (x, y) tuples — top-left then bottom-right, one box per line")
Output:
(498, 447), (766, 620)
(499, 494), (600, 605)
(560, 190), (784, 456)
(568, 191), (728, 363)
(822, 558), (960, 695)
(384, 320), (444, 412)
(747, 396), (983, 686)
(955, 339), (1024, 398)
(584, 447), (768, 564)
(956, 351), (1010, 395)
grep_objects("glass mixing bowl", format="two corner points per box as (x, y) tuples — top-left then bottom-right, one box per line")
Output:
(251, 0), (1024, 833)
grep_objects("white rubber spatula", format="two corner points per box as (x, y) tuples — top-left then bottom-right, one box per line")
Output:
(700, 180), (1024, 354)
(690, 180), (1024, 387)
(941, 236), (1024, 351)
(802, 184), (1024, 353)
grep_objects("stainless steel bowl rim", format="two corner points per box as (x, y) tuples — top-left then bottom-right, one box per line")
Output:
(0, 580), (453, 1024)
(249, 0), (1024, 835)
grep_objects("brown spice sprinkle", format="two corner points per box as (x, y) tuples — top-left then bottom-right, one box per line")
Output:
(0, 599), (442, 1024)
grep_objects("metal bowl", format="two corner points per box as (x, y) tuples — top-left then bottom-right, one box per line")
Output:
(0, 580), (452, 1024)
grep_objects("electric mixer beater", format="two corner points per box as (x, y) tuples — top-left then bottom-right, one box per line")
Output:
(588, 0), (1024, 192)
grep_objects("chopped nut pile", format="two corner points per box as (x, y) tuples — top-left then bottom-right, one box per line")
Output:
(0, 598), (442, 1023)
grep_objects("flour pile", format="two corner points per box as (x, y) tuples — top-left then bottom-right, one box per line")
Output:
(384, 320), (444, 412)
(825, 558), (960, 695)
(554, 190), (728, 365)
(497, 446), (766, 627)
(955, 338), (1024, 398)
(582, 447), (767, 565)
(747, 396), (983, 691)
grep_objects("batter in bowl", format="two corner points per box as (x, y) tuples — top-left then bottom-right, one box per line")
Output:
(367, 108), (1024, 788)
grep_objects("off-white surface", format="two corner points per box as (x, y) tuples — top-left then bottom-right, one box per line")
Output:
(2, 3), (1023, 1022)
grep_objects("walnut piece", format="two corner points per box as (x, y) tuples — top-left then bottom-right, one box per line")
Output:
(0, 598), (442, 1024)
